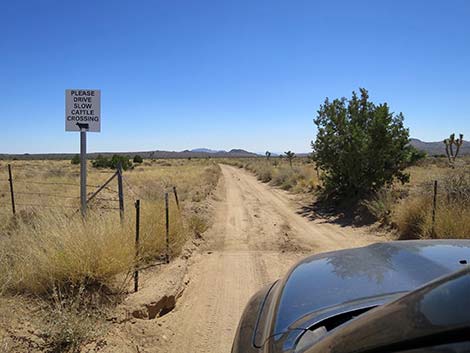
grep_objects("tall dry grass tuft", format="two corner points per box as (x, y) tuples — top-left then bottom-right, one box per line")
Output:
(433, 204), (470, 238)
(394, 196), (430, 239)
(0, 198), (199, 298)
(393, 167), (470, 239)
(0, 210), (134, 296)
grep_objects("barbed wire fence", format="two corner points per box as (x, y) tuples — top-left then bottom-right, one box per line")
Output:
(1, 163), (184, 293)
(0, 164), (122, 216)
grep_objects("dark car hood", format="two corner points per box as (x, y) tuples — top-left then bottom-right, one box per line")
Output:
(273, 240), (470, 337)
(306, 266), (470, 353)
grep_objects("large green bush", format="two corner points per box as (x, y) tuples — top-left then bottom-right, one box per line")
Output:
(312, 88), (410, 203)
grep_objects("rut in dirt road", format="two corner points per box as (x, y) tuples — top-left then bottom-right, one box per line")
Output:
(160, 164), (381, 353)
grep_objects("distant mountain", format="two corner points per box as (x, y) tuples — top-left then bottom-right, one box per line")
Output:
(189, 148), (257, 156)
(4, 139), (467, 161)
(0, 148), (260, 160)
(190, 148), (224, 153)
(410, 138), (470, 156)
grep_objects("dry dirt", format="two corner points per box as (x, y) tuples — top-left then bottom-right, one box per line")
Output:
(99, 164), (385, 353)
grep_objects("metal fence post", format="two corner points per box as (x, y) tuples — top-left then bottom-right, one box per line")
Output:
(431, 180), (438, 238)
(134, 200), (140, 293)
(165, 192), (170, 264)
(173, 186), (180, 211)
(117, 162), (124, 222)
(7, 164), (16, 215)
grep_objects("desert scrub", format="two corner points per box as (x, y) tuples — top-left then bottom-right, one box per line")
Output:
(224, 158), (319, 193)
(0, 160), (221, 297)
(392, 167), (470, 239)
(0, 211), (135, 295)
(253, 164), (273, 182)
(42, 286), (105, 353)
(0, 199), (202, 297)
(0, 159), (221, 352)
(394, 195), (430, 239)
(361, 188), (397, 225)
(271, 166), (298, 190)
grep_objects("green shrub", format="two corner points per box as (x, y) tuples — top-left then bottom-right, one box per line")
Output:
(110, 155), (133, 170)
(405, 146), (427, 166)
(70, 155), (80, 165)
(312, 88), (410, 203)
(92, 155), (133, 170)
(133, 155), (143, 164)
(91, 155), (109, 169)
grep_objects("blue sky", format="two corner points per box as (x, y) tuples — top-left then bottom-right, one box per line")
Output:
(1, 0), (469, 154)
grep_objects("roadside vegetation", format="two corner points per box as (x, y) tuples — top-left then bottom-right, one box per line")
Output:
(230, 154), (469, 241)
(229, 89), (468, 241)
(0, 159), (220, 352)
(226, 156), (319, 193)
(366, 157), (470, 240)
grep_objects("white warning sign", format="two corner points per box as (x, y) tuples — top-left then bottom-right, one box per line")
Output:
(65, 89), (101, 132)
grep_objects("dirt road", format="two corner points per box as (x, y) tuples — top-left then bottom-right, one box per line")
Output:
(155, 165), (381, 353)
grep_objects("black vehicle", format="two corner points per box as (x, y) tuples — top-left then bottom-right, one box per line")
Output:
(232, 240), (470, 353)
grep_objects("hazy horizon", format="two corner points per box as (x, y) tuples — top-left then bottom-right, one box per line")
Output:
(0, 136), (463, 156)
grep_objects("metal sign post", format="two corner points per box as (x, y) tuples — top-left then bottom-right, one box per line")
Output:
(79, 125), (88, 216)
(65, 89), (101, 217)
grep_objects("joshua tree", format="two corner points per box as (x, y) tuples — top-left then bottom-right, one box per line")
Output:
(444, 133), (464, 166)
(265, 151), (271, 161)
(284, 151), (296, 168)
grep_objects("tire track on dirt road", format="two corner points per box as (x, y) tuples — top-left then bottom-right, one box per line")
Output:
(158, 165), (382, 353)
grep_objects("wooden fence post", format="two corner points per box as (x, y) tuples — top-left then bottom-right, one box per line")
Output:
(165, 192), (170, 264)
(173, 186), (180, 211)
(8, 164), (16, 215)
(117, 162), (124, 222)
(431, 180), (438, 238)
(134, 200), (140, 293)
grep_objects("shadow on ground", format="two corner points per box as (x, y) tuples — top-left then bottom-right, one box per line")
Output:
(296, 200), (376, 228)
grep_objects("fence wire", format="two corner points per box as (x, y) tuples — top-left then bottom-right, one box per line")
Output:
(2, 165), (184, 225)
(122, 176), (145, 201)
(2, 164), (122, 213)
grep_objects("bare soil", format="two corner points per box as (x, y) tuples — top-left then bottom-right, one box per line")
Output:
(98, 165), (385, 353)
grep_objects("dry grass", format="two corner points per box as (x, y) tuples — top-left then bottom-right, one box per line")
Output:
(390, 158), (470, 239)
(0, 211), (134, 295)
(0, 159), (220, 296)
(225, 157), (319, 193)
(229, 156), (470, 241)
(0, 158), (220, 351)
(41, 286), (106, 353)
